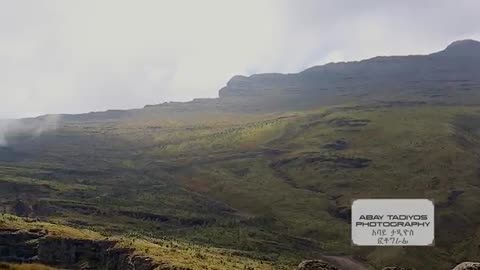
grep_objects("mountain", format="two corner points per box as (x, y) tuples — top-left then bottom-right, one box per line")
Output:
(437, 39), (480, 57)
(52, 39), (480, 123)
(3, 40), (480, 269)
(218, 39), (480, 109)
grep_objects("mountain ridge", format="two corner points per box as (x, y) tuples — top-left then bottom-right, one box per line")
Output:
(20, 39), (480, 123)
(217, 39), (480, 107)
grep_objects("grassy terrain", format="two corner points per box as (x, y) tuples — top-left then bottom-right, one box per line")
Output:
(2, 104), (480, 269)
(0, 263), (57, 270)
(0, 214), (283, 270)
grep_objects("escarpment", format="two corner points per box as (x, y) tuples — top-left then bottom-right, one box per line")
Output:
(0, 228), (165, 270)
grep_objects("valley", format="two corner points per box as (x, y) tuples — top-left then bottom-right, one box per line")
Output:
(2, 103), (480, 269)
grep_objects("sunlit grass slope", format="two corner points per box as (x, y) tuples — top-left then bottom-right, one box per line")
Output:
(0, 214), (284, 270)
(2, 104), (480, 269)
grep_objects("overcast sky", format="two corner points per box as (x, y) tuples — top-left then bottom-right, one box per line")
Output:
(1, 0), (480, 118)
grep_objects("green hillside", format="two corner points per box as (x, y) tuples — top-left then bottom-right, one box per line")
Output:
(2, 104), (480, 268)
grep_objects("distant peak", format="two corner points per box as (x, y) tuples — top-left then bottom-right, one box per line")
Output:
(441, 39), (480, 56)
(448, 39), (480, 48)
(226, 75), (249, 87)
(447, 39), (480, 49)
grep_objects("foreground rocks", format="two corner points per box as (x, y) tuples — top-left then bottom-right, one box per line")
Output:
(297, 260), (480, 270)
(382, 267), (414, 270)
(453, 262), (480, 270)
(0, 228), (163, 270)
(297, 260), (339, 270)
(2, 227), (480, 270)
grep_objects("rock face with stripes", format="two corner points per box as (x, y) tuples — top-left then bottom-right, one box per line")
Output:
(0, 228), (163, 270)
(453, 262), (480, 270)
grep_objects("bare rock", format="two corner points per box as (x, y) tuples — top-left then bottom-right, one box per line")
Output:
(297, 260), (339, 270)
(453, 262), (480, 270)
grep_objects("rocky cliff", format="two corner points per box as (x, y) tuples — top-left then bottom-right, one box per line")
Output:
(0, 228), (168, 270)
(21, 39), (480, 123)
(215, 39), (480, 114)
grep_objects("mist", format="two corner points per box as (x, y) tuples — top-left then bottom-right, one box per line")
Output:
(0, 115), (60, 146)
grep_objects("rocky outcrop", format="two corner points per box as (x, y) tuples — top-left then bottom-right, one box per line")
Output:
(453, 262), (480, 270)
(11, 200), (33, 217)
(0, 229), (41, 262)
(0, 228), (162, 270)
(297, 260), (339, 270)
(297, 261), (480, 270)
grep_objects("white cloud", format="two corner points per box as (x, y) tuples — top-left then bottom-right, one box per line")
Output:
(0, 0), (479, 118)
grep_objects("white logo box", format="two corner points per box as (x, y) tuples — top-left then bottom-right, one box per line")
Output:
(351, 199), (434, 246)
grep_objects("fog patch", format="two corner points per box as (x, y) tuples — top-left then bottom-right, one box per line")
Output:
(0, 115), (61, 146)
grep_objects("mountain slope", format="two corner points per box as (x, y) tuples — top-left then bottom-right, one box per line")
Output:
(218, 39), (480, 110)
(3, 104), (480, 269)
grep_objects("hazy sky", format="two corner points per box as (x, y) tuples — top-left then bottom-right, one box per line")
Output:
(1, 0), (480, 118)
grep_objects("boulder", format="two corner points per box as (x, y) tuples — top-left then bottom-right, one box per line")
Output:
(453, 262), (480, 270)
(297, 260), (339, 270)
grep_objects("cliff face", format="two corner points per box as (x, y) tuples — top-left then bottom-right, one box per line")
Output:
(218, 40), (480, 111)
(0, 228), (166, 270)
(26, 39), (480, 123)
